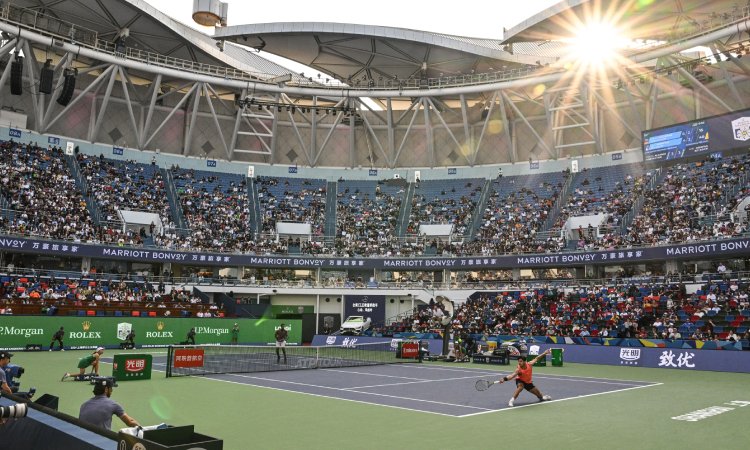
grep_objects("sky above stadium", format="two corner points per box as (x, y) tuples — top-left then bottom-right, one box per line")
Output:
(161, 0), (562, 40)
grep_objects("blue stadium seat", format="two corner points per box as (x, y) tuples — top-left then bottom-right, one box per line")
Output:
(77, 311), (85, 316)
(714, 326), (724, 333)
(96, 311), (104, 316)
(115, 311), (123, 316)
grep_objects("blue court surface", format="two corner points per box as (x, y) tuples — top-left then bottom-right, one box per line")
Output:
(103, 355), (660, 417)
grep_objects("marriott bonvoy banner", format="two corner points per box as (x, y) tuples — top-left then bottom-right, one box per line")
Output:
(0, 317), (301, 350)
(0, 236), (748, 269)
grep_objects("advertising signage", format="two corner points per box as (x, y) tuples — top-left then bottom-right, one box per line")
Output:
(0, 235), (749, 270)
(0, 317), (301, 350)
(643, 107), (750, 163)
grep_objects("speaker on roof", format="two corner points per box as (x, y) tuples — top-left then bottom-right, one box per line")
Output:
(39, 59), (53, 94)
(10, 57), (23, 96)
(56, 69), (76, 106)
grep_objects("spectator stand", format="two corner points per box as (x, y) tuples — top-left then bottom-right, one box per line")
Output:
(408, 178), (484, 238)
(257, 176), (326, 237)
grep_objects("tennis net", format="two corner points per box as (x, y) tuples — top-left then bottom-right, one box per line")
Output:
(166, 341), (422, 377)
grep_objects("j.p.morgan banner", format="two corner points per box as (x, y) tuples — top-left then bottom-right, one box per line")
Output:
(1, 235), (749, 269)
(0, 317), (300, 350)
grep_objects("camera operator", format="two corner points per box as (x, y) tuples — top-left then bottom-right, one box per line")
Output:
(0, 351), (13, 394)
(79, 378), (139, 430)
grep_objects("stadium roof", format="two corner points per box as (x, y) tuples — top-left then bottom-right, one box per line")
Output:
(501, 0), (739, 44)
(214, 22), (569, 84)
(12, 0), (300, 79)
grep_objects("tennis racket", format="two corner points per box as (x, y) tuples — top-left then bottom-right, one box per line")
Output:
(475, 379), (498, 391)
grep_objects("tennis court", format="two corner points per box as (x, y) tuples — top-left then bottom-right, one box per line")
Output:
(17, 350), (750, 449)
(103, 352), (659, 417)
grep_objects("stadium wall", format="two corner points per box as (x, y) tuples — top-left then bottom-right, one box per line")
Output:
(311, 335), (750, 373)
(0, 317), (300, 350)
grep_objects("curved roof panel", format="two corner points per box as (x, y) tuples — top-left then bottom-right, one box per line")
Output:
(214, 22), (562, 82)
(502, 0), (739, 44)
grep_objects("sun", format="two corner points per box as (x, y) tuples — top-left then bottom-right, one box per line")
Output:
(565, 24), (629, 63)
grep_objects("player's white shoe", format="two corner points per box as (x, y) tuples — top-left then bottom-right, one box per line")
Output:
(508, 398), (514, 407)
(49, 349), (52, 352)
(61, 349), (65, 351)
(542, 395), (552, 401)
(61, 373), (69, 381)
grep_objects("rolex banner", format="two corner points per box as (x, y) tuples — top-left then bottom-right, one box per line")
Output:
(0, 317), (301, 350)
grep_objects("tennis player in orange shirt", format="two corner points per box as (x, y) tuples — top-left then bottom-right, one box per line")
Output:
(496, 349), (552, 407)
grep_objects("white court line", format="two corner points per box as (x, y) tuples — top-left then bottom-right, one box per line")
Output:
(198, 376), (459, 417)
(343, 375), (488, 390)
(319, 368), (427, 380)
(223, 373), (491, 411)
(402, 364), (657, 384)
(457, 382), (664, 418)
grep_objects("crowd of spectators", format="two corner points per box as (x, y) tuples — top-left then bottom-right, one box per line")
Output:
(257, 177), (326, 235)
(471, 174), (565, 254)
(623, 157), (749, 247)
(334, 179), (404, 256)
(0, 268), (220, 317)
(407, 179), (483, 236)
(382, 278), (750, 345)
(170, 168), (252, 252)
(2, 150), (750, 258)
(0, 140), (95, 241)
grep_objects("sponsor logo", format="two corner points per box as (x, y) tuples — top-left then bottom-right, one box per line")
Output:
(448, 168), (457, 175)
(69, 332), (101, 339)
(146, 331), (173, 338)
(117, 323), (132, 341)
(529, 345), (540, 356)
(70, 321), (100, 339)
(0, 327), (43, 338)
(325, 336), (336, 345)
(368, 169), (377, 176)
(48, 137), (60, 145)
(530, 162), (540, 169)
(298, 306), (305, 314)
(112, 147), (124, 155)
(125, 359), (146, 372)
(658, 350), (695, 368)
(207, 160), (217, 167)
(732, 117), (750, 141)
(145, 321), (172, 338)
(8, 129), (21, 138)
(288, 167), (297, 173)
(340, 337), (357, 347)
(390, 339), (402, 349)
(612, 153), (623, 160)
(194, 326), (229, 336)
(620, 348), (641, 365)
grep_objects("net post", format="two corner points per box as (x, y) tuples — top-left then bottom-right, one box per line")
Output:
(315, 346), (319, 369)
(418, 340), (423, 363)
(166, 345), (172, 378)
